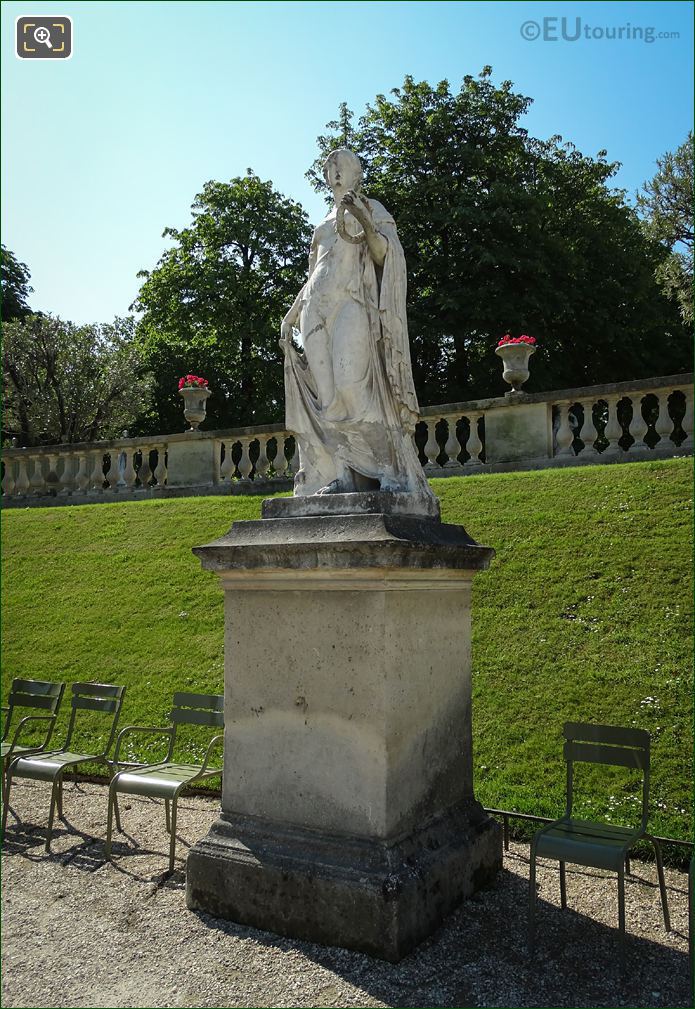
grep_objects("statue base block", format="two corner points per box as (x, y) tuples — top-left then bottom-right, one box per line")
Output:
(186, 501), (501, 961)
(187, 801), (501, 962)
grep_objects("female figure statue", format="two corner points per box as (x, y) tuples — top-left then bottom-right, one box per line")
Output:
(280, 149), (435, 509)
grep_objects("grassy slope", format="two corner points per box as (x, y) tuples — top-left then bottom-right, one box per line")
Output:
(2, 459), (692, 851)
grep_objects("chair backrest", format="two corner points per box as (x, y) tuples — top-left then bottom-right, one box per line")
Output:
(168, 692), (224, 758)
(563, 721), (650, 830)
(2, 679), (65, 740)
(63, 682), (127, 755)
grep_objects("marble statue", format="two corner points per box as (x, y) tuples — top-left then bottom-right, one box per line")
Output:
(280, 149), (435, 507)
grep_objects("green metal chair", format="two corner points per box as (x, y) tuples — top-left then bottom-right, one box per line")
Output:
(2, 682), (126, 850)
(104, 691), (224, 873)
(1, 678), (66, 805)
(528, 721), (670, 970)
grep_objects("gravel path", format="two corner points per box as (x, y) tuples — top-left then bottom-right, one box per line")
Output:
(1, 781), (690, 1008)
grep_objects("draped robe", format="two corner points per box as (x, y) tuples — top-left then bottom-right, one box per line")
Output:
(283, 199), (435, 503)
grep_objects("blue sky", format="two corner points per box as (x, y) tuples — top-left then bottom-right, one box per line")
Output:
(2, 0), (692, 325)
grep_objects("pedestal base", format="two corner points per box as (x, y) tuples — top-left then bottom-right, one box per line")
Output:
(186, 801), (501, 962)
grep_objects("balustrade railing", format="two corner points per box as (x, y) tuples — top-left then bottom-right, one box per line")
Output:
(2, 374), (691, 505)
(1, 439), (168, 500)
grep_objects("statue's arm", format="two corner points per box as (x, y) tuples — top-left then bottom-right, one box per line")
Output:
(339, 191), (387, 266)
(280, 238), (316, 346)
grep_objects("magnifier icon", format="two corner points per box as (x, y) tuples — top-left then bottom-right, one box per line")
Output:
(33, 26), (52, 48)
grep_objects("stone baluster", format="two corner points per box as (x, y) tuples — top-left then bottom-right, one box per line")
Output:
(219, 441), (235, 483)
(153, 445), (168, 486)
(464, 413), (483, 467)
(255, 438), (271, 480)
(238, 439), (253, 481)
(288, 439), (299, 476)
(137, 445), (153, 488)
(423, 420), (440, 472)
(89, 450), (106, 492)
(579, 400), (598, 457)
(443, 416), (462, 468)
(680, 389), (693, 450)
(628, 395), (649, 451)
(554, 403), (575, 457)
(105, 451), (122, 491)
(15, 457), (31, 496)
(654, 392), (674, 450)
(45, 453), (61, 494)
(273, 437), (287, 478)
(121, 448), (137, 489)
(75, 453), (91, 493)
(2, 459), (16, 497)
(601, 395), (624, 458)
(59, 453), (77, 494)
(29, 455), (46, 495)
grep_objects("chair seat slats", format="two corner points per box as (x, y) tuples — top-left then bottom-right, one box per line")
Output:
(7, 692), (57, 710)
(11, 680), (63, 698)
(564, 740), (648, 769)
(72, 696), (119, 713)
(172, 692), (224, 711)
(170, 708), (224, 727)
(563, 721), (649, 748)
(71, 683), (124, 698)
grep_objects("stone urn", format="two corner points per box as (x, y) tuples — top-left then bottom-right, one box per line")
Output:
(179, 385), (211, 431)
(495, 341), (536, 393)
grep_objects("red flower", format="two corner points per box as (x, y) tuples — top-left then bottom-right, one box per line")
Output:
(497, 334), (537, 348)
(178, 374), (209, 390)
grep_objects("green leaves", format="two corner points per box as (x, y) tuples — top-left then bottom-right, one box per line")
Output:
(133, 172), (312, 434)
(309, 71), (690, 406)
(2, 314), (153, 446)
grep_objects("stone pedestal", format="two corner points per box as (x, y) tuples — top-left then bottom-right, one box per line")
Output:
(485, 400), (552, 464)
(166, 435), (219, 488)
(186, 492), (501, 961)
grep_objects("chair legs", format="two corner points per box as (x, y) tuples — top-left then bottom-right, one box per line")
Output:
(104, 779), (118, 862)
(559, 861), (567, 909)
(528, 840), (538, 957)
(646, 834), (671, 931)
(617, 867), (626, 973)
(1, 765), (13, 835)
(164, 799), (171, 834)
(168, 796), (178, 874)
(45, 777), (63, 851)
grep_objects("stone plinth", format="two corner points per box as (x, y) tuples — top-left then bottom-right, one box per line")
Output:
(186, 493), (501, 961)
(484, 400), (552, 464)
(166, 435), (219, 488)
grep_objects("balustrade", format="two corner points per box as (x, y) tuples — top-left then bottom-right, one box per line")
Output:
(2, 375), (691, 505)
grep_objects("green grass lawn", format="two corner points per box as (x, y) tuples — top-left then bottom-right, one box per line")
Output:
(2, 458), (692, 858)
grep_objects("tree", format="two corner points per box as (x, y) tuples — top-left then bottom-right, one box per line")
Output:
(308, 71), (689, 404)
(1, 245), (33, 322)
(2, 314), (153, 447)
(637, 132), (694, 324)
(133, 171), (312, 433)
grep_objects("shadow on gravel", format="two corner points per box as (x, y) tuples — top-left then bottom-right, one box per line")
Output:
(191, 855), (690, 1009)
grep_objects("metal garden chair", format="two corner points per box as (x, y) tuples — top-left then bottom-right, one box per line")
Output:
(2, 682), (126, 850)
(1, 678), (66, 805)
(104, 691), (224, 873)
(528, 721), (670, 970)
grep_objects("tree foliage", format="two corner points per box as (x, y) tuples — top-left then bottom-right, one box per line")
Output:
(637, 132), (694, 324)
(309, 71), (690, 404)
(133, 172), (312, 433)
(2, 314), (153, 447)
(1, 245), (34, 322)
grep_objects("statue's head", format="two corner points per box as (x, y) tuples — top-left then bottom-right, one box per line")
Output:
(323, 149), (363, 193)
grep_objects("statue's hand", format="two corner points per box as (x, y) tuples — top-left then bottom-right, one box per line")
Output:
(340, 190), (372, 230)
(279, 316), (295, 349)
